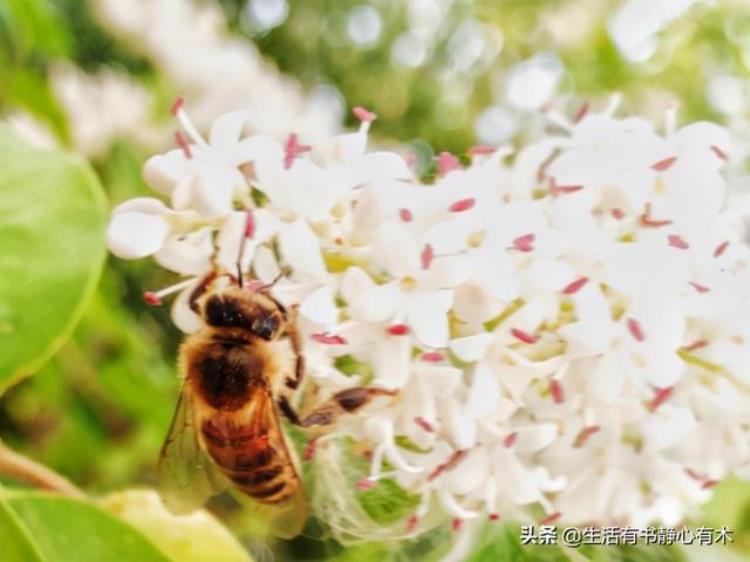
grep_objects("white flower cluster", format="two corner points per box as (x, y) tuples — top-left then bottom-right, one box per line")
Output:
(108, 98), (750, 540)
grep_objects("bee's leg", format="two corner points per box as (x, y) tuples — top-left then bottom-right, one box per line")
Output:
(281, 387), (397, 428)
(284, 305), (305, 391)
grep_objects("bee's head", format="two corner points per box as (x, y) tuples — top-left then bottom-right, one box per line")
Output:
(191, 274), (286, 340)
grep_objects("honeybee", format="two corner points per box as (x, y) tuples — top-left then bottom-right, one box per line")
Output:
(158, 269), (394, 537)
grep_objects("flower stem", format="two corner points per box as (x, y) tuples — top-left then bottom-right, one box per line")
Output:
(0, 439), (84, 498)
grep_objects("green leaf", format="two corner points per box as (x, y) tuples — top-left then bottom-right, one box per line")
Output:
(101, 490), (253, 562)
(0, 125), (107, 394)
(357, 478), (420, 525)
(394, 435), (433, 454)
(2, 491), (170, 562)
(0, 487), (44, 562)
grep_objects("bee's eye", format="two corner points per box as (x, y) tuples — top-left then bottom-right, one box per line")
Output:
(252, 315), (280, 340)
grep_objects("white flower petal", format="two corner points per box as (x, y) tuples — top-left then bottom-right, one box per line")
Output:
(106, 211), (170, 259)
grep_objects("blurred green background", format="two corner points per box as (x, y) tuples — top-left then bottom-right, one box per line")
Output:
(1, 0), (750, 560)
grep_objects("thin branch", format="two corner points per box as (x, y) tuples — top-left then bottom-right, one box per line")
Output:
(0, 440), (85, 498)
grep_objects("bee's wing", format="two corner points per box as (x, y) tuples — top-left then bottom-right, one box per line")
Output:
(230, 385), (309, 539)
(157, 385), (229, 514)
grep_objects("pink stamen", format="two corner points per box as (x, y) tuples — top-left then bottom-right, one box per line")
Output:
(448, 198), (476, 213)
(549, 177), (584, 196)
(143, 292), (163, 306)
(503, 432), (518, 448)
(512, 233), (535, 252)
(488, 513), (501, 522)
(356, 478), (376, 490)
(627, 318), (646, 342)
(414, 417), (435, 433)
(611, 208), (625, 220)
(702, 479), (719, 489)
(311, 333), (347, 345)
(284, 133), (311, 169)
(573, 101), (590, 123)
(386, 324), (410, 336)
(562, 276), (589, 295)
(174, 131), (192, 159)
(668, 234), (689, 250)
(353, 106), (377, 123)
(540, 512), (562, 525)
(421, 351), (444, 362)
(170, 96), (184, 116)
(437, 152), (461, 176)
(685, 468), (704, 481)
(574, 425), (601, 447)
(651, 156), (678, 171)
(710, 145), (728, 161)
(452, 518), (463, 532)
(399, 208), (413, 222)
(688, 282), (710, 293)
(405, 515), (419, 532)
(714, 240), (729, 258)
(683, 339), (708, 352)
(469, 145), (496, 156)
(428, 450), (468, 482)
(421, 243), (434, 270)
(549, 379), (564, 404)
(648, 387), (673, 412)
(304, 437), (319, 461)
(246, 280), (265, 293)
(244, 210), (255, 238)
(511, 328), (538, 344)
(640, 204), (672, 228)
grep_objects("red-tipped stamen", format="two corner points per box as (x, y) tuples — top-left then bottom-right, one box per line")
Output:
(399, 208), (413, 222)
(710, 145), (728, 161)
(386, 324), (410, 336)
(549, 177), (584, 196)
(421, 244), (434, 270)
(469, 145), (496, 156)
(688, 282), (710, 293)
(427, 450), (468, 482)
(311, 333), (347, 345)
(668, 234), (689, 250)
(143, 291), (163, 306)
(512, 233), (535, 252)
(683, 339), (708, 352)
(356, 478), (376, 491)
(573, 101), (590, 123)
(648, 387), (673, 412)
(437, 152), (461, 176)
(685, 468), (704, 481)
(449, 198), (476, 213)
(511, 328), (538, 344)
(170, 97), (184, 116)
(640, 204), (672, 227)
(414, 417), (435, 433)
(562, 276), (589, 295)
(503, 432), (518, 448)
(702, 479), (719, 489)
(452, 518), (463, 532)
(284, 133), (311, 169)
(652, 156), (678, 171)
(405, 515), (419, 532)
(304, 437), (319, 461)
(421, 351), (444, 362)
(353, 106), (377, 123)
(627, 318), (646, 342)
(488, 513), (501, 522)
(540, 512), (562, 525)
(714, 240), (729, 258)
(549, 379), (564, 404)
(245, 210), (255, 238)
(174, 131), (193, 159)
(574, 425), (601, 447)
(611, 208), (625, 220)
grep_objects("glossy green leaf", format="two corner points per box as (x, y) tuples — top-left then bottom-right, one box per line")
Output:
(3, 491), (170, 562)
(0, 125), (106, 394)
(357, 478), (420, 525)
